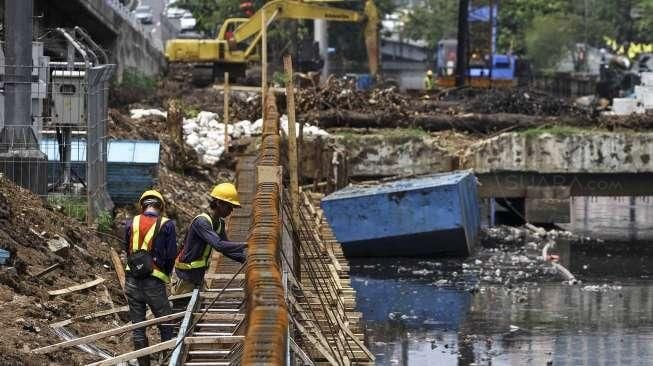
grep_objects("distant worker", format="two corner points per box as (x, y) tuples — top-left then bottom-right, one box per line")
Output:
(424, 70), (436, 91)
(124, 190), (177, 366)
(172, 183), (247, 295)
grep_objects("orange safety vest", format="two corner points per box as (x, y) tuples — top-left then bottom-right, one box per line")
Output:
(126, 214), (171, 283)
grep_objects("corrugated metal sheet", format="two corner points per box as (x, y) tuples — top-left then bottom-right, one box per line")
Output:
(321, 170), (480, 257)
(39, 138), (160, 205)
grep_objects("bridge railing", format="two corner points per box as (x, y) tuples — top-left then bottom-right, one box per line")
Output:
(104, 0), (158, 49)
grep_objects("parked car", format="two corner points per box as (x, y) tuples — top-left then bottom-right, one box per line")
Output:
(180, 12), (197, 30)
(134, 5), (153, 24)
(165, 6), (185, 19)
(177, 29), (202, 39)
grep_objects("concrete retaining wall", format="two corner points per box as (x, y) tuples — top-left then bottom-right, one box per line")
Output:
(333, 133), (454, 177)
(464, 132), (653, 173)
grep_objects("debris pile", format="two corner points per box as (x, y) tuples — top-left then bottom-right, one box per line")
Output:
(296, 77), (410, 116)
(0, 177), (127, 364)
(465, 88), (591, 117)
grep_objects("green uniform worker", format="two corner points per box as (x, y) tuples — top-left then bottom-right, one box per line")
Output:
(424, 69), (436, 90)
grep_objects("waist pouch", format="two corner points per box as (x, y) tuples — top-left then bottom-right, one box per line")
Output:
(127, 250), (154, 278)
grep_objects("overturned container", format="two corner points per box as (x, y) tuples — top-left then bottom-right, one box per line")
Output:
(321, 170), (480, 257)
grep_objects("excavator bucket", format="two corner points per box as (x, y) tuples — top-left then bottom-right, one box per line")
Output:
(364, 0), (379, 77)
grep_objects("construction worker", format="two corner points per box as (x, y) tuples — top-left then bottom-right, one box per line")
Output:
(424, 69), (436, 91)
(124, 190), (177, 366)
(172, 183), (247, 295)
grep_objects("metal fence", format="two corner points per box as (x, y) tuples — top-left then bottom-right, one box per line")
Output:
(0, 30), (115, 225)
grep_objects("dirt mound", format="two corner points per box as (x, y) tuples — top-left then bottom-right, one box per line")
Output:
(0, 177), (128, 365)
(464, 88), (592, 118)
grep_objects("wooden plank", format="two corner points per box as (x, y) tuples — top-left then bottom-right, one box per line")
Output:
(49, 277), (105, 296)
(291, 317), (339, 366)
(184, 335), (244, 344)
(33, 312), (185, 354)
(261, 8), (267, 120)
(224, 72), (230, 153)
(212, 84), (284, 94)
(204, 273), (245, 280)
(30, 263), (61, 278)
(109, 247), (125, 292)
(85, 339), (176, 366)
(289, 336), (315, 366)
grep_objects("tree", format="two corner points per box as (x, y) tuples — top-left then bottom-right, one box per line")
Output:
(402, 0), (458, 48)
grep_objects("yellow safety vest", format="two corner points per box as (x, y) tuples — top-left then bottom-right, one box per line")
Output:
(175, 213), (223, 270)
(126, 215), (171, 283)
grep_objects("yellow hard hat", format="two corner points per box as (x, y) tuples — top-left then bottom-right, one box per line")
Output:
(427, 70), (433, 76)
(139, 190), (165, 209)
(210, 183), (241, 207)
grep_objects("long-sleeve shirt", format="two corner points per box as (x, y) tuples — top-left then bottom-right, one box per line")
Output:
(124, 211), (177, 278)
(175, 214), (246, 285)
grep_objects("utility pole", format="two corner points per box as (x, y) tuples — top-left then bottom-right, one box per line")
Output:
(0, 0), (47, 195)
(455, 0), (469, 87)
(1, 0), (37, 150)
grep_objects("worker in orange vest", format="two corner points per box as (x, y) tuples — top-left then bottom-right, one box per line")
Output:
(172, 183), (246, 295)
(124, 190), (177, 366)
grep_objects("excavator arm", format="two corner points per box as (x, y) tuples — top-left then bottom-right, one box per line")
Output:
(165, 0), (379, 77)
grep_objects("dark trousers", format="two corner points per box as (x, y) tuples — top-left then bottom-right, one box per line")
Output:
(125, 275), (173, 363)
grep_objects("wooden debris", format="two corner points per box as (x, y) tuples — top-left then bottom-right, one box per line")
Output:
(33, 312), (185, 354)
(48, 277), (105, 296)
(30, 263), (61, 278)
(109, 247), (126, 292)
(85, 339), (176, 366)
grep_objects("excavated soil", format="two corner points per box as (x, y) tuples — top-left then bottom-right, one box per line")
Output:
(0, 177), (132, 365)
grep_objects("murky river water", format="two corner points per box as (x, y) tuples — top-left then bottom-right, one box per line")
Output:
(350, 197), (653, 365)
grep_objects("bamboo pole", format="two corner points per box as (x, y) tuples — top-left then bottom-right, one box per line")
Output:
(261, 9), (267, 121)
(224, 72), (230, 153)
(283, 55), (300, 226)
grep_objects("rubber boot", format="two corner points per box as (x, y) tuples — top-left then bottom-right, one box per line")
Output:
(133, 339), (150, 366)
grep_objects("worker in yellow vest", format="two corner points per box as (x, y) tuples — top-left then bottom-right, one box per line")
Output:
(124, 190), (177, 366)
(172, 183), (247, 295)
(424, 69), (436, 90)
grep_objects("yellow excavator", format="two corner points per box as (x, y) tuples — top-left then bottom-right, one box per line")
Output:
(165, 0), (379, 85)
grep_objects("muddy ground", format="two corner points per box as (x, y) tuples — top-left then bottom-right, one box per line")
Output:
(0, 176), (131, 365)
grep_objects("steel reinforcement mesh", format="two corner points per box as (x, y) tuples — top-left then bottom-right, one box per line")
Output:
(241, 90), (288, 364)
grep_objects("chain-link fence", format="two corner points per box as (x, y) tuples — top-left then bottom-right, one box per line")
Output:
(0, 31), (115, 225)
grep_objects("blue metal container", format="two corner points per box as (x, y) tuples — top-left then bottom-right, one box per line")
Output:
(0, 249), (10, 265)
(40, 139), (160, 205)
(321, 171), (480, 257)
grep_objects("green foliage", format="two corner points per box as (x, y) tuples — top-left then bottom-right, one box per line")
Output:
(403, 0), (458, 49)
(272, 71), (289, 87)
(48, 195), (86, 222)
(524, 15), (581, 71)
(183, 104), (200, 118)
(96, 210), (113, 233)
(120, 68), (156, 93)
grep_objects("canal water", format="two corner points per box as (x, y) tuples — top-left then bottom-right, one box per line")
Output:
(350, 197), (653, 365)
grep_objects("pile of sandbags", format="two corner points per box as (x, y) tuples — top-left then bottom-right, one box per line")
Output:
(182, 111), (329, 164)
